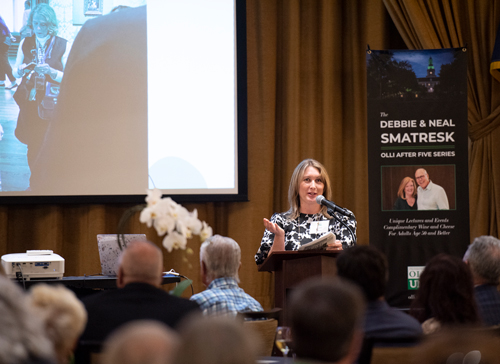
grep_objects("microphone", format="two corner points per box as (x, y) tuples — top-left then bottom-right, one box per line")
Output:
(316, 195), (353, 217)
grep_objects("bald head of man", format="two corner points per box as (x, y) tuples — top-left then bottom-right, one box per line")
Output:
(103, 320), (179, 364)
(117, 240), (163, 288)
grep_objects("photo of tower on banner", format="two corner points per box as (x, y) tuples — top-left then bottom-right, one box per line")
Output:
(366, 48), (469, 308)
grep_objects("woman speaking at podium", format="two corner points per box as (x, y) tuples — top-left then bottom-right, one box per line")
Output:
(255, 159), (357, 265)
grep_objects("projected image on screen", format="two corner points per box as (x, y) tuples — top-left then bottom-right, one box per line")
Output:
(0, 0), (246, 203)
(147, 1), (236, 193)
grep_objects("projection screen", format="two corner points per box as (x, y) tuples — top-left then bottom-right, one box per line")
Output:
(0, 0), (247, 204)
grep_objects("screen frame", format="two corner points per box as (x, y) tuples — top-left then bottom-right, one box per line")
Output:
(0, 0), (248, 205)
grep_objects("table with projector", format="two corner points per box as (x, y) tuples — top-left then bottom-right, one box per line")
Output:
(1, 250), (180, 293)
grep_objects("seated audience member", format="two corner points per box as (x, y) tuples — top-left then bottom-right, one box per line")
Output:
(289, 278), (365, 364)
(102, 320), (179, 364)
(190, 235), (263, 316)
(463, 235), (500, 326)
(336, 245), (422, 339)
(410, 254), (480, 334)
(0, 276), (55, 364)
(173, 315), (259, 364)
(28, 284), (87, 364)
(78, 240), (199, 343)
(413, 327), (500, 364)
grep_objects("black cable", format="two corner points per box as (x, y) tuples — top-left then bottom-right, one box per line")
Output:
(328, 208), (357, 246)
(16, 263), (26, 291)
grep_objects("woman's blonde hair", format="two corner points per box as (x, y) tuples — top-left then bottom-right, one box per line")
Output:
(29, 284), (87, 364)
(28, 4), (58, 36)
(397, 177), (417, 200)
(287, 159), (332, 219)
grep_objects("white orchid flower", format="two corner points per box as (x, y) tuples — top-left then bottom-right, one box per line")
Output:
(145, 188), (163, 206)
(175, 220), (191, 239)
(154, 197), (176, 217)
(184, 209), (203, 235)
(138, 189), (213, 252)
(200, 221), (213, 242)
(171, 203), (189, 221)
(154, 214), (176, 236)
(139, 206), (156, 228)
(162, 230), (188, 252)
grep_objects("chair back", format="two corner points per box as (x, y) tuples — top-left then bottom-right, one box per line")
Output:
(358, 336), (421, 364)
(243, 318), (279, 356)
(238, 308), (283, 356)
(370, 346), (417, 364)
(239, 307), (282, 323)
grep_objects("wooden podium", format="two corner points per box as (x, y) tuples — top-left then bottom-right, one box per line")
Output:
(258, 250), (340, 321)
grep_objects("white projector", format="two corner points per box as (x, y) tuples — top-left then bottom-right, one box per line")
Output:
(1, 251), (65, 280)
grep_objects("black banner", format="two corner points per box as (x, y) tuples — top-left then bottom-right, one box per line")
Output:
(366, 48), (469, 307)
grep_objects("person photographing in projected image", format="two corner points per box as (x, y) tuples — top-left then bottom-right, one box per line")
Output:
(12, 4), (71, 190)
(255, 159), (357, 265)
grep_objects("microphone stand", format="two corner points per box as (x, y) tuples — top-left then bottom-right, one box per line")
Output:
(327, 208), (357, 245)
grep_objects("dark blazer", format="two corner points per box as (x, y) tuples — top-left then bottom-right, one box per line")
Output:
(79, 282), (200, 342)
(475, 284), (500, 326)
(364, 300), (422, 339)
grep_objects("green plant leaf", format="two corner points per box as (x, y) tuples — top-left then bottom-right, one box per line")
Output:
(169, 279), (192, 297)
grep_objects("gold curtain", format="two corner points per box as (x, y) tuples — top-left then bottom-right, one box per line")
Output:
(0, 0), (393, 309)
(383, 0), (500, 239)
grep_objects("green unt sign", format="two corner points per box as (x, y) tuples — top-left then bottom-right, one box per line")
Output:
(407, 266), (424, 290)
